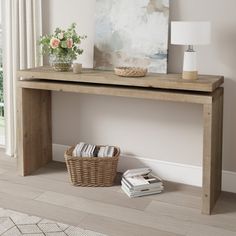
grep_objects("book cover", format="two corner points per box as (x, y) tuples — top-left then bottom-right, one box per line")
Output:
(121, 184), (163, 198)
(123, 174), (163, 191)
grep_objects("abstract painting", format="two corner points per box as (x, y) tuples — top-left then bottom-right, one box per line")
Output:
(94, 0), (169, 73)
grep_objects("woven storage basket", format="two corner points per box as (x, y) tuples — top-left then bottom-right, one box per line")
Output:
(114, 67), (147, 77)
(65, 146), (120, 187)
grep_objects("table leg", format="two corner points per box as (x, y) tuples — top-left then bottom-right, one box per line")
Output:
(17, 88), (52, 176)
(202, 88), (223, 214)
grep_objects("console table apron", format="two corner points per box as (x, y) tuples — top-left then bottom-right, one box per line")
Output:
(17, 67), (224, 215)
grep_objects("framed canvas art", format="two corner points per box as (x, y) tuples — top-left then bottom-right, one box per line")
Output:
(94, 0), (169, 73)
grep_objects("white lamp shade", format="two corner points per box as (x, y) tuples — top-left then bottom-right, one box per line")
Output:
(171, 21), (211, 45)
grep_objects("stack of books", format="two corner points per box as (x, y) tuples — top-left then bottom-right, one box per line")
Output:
(121, 168), (164, 198)
(72, 142), (115, 158)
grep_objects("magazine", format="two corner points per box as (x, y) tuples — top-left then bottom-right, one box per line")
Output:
(121, 168), (164, 198)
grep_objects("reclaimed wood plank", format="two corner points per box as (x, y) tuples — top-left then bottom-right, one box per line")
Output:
(17, 80), (213, 105)
(202, 87), (223, 214)
(16, 88), (52, 176)
(17, 66), (224, 92)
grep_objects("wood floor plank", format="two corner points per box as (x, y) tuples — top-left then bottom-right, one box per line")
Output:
(117, 188), (201, 210)
(146, 200), (236, 232)
(0, 153), (16, 171)
(32, 164), (203, 207)
(186, 223), (236, 236)
(35, 191), (190, 235)
(164, 181), (202, 197)
(32, 164), (69, 182)
(218, 191), (236, 208)
(0, 180), (43, 199)
(213, 200), (236, 218)
(0, 172), (151, 211)
(0, 153), (236, 235)
(0, 163), (201, 210)
(0, 191), (88, 226)
(79, 213), (184, 236)
(0, 168), (7, 175)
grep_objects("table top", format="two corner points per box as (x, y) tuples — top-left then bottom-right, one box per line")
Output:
(17, 66), (224, 92)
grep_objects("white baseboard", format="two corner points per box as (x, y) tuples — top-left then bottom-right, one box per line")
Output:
(53, 144), (236, 193)
(222, 170), (236, 193)
(118, 154), (202, 186)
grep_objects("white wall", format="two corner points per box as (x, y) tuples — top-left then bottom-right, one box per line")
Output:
(169, 0), (236, 173)
(42, 0), (236, 190)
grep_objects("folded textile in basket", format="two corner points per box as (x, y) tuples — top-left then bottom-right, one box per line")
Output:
(72, 142), (115, 158)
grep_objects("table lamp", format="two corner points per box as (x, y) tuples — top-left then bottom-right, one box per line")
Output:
(171, 21), (211, 80)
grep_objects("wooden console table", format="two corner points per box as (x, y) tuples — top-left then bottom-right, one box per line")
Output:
(17, 67), (224, 214)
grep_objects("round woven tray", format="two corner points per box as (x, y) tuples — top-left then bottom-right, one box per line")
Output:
(114, 67), (147, 77)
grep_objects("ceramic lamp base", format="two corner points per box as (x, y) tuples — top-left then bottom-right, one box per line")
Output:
(183, 51), (198, 80)
(182, 71), (198, 80)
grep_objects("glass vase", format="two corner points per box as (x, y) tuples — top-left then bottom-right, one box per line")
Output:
(49, 54), (73, 72)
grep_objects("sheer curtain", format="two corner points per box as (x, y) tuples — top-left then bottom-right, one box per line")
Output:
(2, 0), (42, 156)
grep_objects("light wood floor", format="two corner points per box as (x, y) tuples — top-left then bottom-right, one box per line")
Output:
(0, 150), (236, 236)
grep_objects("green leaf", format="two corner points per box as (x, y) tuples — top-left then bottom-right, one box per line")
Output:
(61, 41), (67, 48)
(39, 22), (87, 57)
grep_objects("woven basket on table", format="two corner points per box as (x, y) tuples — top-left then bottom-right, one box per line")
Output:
(65, 146), (120, 187)
(114, 67), (147, 77)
